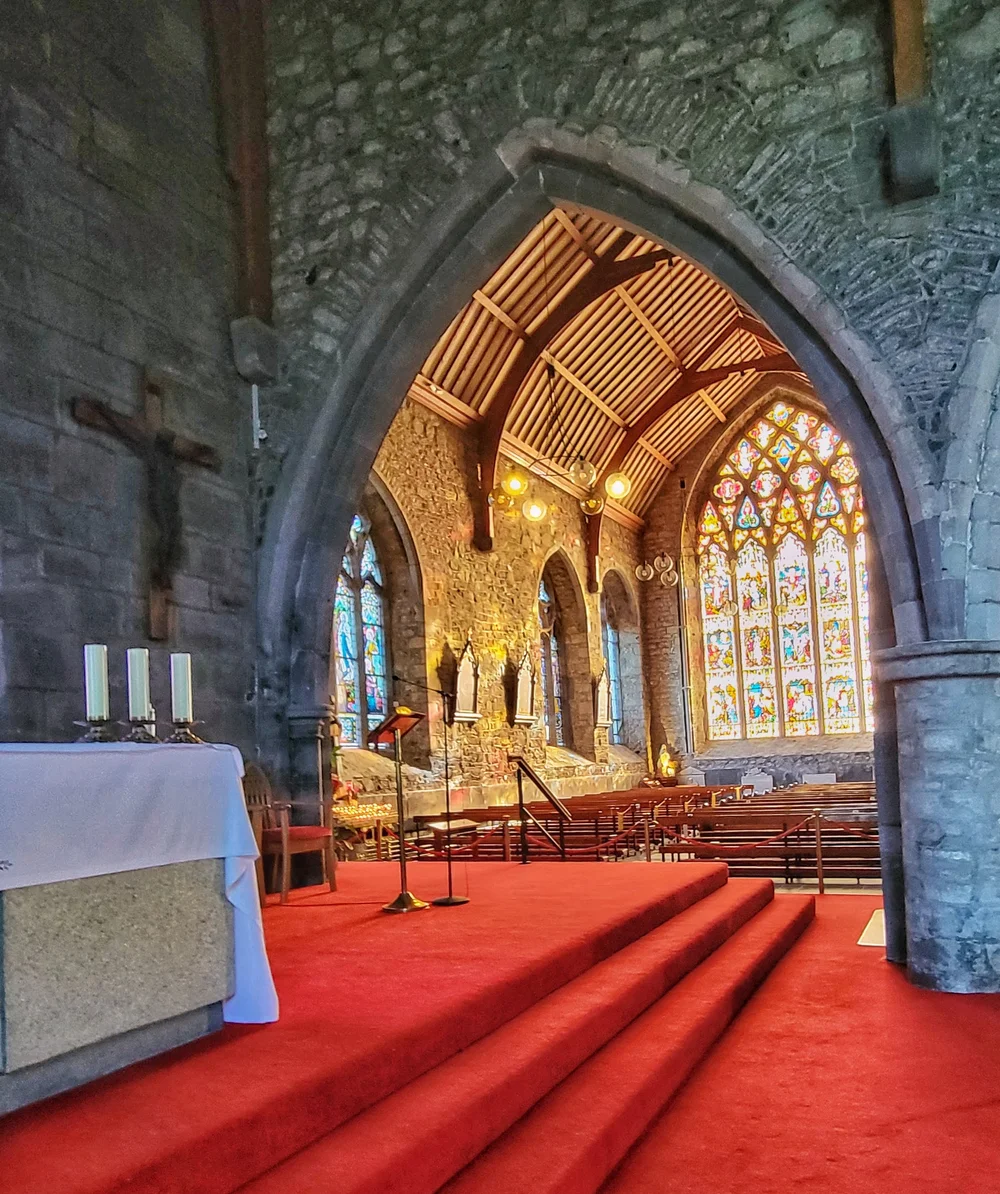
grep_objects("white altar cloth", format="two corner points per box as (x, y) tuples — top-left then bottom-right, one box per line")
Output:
(0, 742), (278, 1024)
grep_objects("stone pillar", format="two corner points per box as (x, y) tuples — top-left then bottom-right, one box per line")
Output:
(287, 703), (332, 807)
(867, 536), (906, 964)
(877, 641), (1000, 993)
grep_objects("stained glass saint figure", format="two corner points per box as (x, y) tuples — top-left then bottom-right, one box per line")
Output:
(333, 515), (389, 745)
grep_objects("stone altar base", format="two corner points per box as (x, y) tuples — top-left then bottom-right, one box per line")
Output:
(0, 860), (233, 1114)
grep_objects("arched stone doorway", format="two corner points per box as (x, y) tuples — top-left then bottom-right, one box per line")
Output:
(259, 136), (1000, 992)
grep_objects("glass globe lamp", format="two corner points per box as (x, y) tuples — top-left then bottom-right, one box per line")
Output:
(604, 472), (632, 500)
(500, 466), (530, 498)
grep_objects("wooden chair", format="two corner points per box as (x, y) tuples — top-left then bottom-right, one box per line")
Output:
(243, 762), (338, 906)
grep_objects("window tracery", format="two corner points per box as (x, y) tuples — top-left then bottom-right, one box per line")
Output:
(697, 401), (873, 740)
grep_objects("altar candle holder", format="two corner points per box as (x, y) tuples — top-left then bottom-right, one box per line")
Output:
(76, 643), (117, 742)
(165, 653), (203, 742)
(124, 647), (158, 742)
(165, 720), (205, 744)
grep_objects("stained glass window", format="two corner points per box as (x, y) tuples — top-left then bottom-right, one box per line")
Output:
(333, 515), (389, 746)
(696, 402), (872, 740)
(539, 575), (566, 747)
(601, 600), (624, 745)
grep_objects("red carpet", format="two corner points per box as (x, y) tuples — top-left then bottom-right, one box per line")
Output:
(603, 895), (1000, 1194)
(0, 861), (734, 1194)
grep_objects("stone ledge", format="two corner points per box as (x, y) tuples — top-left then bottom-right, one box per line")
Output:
(876, 639), (1000, 681)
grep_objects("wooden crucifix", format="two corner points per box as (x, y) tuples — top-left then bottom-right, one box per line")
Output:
(71, 372), (221, 640)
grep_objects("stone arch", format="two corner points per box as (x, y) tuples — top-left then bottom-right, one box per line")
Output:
(942, 291), (1000, 640)
(600, 567), (645, 755)
(538, 547), (595, 759)
(259, 131), (927, 783)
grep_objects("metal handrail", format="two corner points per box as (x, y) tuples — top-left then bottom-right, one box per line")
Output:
(507, 755), (572, 820)
(508, 754), (571, 862)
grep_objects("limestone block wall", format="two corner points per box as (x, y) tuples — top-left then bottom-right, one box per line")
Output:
(360, 396), (645, 795)
(266, 1), (1000, 623)
(0, 0), (254, 748)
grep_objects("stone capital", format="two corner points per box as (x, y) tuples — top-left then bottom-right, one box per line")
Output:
(875, 639), (1000, 682)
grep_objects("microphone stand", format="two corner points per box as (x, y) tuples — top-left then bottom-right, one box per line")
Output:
(392, 673), (469, 907)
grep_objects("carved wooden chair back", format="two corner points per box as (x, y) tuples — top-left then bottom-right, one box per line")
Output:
(243, 762), (277, 834)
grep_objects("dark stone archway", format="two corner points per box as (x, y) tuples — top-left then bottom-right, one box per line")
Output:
(259, 145), (925, 772)
(258, 136), (983, 987)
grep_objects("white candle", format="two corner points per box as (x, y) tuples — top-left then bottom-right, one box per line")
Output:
(83, 644), (110, 720)
(126, 648), (152, 722)
(170, 653), (193, 723)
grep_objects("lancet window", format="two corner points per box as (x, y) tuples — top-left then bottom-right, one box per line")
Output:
(697, 401), (873, 741)
(334, 515), (389, 746)
(601, 598), (625, 746)
(538, 576), (566, 747)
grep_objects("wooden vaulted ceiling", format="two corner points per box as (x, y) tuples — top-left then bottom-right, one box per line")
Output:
(406, 207), (808, 534)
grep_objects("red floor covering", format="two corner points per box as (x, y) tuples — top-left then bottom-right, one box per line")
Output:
(0, 861), (727, 1194)
(604, 894), (1000, 1194)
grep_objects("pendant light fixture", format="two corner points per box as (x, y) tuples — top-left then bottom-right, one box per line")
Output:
(605, 471), (633, 501)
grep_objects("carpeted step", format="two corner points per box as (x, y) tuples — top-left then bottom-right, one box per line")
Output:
(236, 879), (777, 1194)
(0, 863), (730, 1194)
(443, 894), (815, 1194)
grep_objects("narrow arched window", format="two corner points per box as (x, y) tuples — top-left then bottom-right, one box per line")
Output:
(601, 597), (625, 745)
(538, 576), (565, 747)
(334, 515), (389, 745)
(697, 400), (873, 740)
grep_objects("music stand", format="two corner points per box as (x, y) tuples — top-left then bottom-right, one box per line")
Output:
(368, 708), (428, 913)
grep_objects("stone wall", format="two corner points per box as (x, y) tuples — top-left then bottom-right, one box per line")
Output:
(0, 0), (253, 747)
(341, 395), (646, 803)
(267, 0), (1000, 477)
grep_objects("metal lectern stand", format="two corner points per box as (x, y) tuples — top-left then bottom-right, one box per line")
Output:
(368, 707), (428, 913)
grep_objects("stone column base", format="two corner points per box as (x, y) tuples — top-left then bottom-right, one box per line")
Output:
(878, 641), (1000, 993)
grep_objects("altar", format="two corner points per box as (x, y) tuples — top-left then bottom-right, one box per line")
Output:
(0, 743), (277, 1115)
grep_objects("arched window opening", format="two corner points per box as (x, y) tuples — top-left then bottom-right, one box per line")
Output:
(538, 576), (565, 747)
(697, 400), (873, 741)
(334, 515), (389, 746)
(601, 597), (625, 746)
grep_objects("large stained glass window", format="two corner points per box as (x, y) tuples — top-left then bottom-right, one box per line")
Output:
(334, 515), (389, 746)
(539, 576), (566, 747)
(697, 401), (874, 740)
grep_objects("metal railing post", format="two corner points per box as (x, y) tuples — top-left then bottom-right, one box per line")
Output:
(814, 809), (825, 895)
(558, 815), (566, 860)
(502, 818), (511, 861)
(517, 767), (529, 864)
(644, 819), (652, 862)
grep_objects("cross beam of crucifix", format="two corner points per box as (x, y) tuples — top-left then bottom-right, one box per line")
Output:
(71, 373), (222, 640)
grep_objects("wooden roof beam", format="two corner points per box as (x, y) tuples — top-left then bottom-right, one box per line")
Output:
(474, 236), (673, 550)
(583, 351), (798, 591)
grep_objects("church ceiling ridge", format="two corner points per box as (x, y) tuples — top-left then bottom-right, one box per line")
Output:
(410, 207), (812, 521)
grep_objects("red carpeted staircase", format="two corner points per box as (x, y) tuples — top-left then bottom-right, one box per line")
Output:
(0, 864), (813, 1194)
(239, 880), (813, 1194)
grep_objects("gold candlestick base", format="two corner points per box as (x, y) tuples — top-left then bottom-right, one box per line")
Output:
(74, 719), (117, 743)
(122, 720), (159, 743)
(165, 721), (204, 744)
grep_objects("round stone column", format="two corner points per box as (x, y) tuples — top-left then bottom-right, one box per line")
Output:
(877, 641), (1000, 993)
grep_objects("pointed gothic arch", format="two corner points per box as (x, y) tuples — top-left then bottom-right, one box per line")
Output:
(259, 136), (924, 794)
